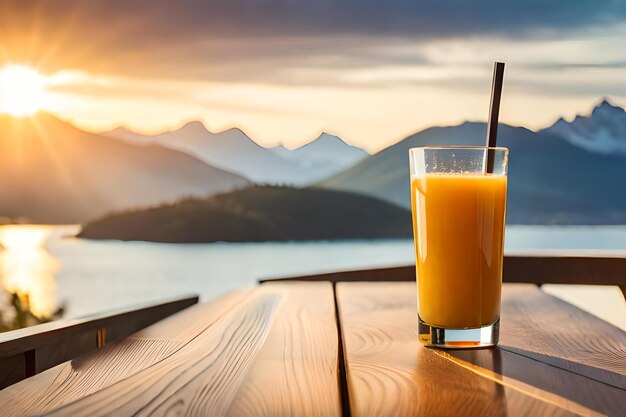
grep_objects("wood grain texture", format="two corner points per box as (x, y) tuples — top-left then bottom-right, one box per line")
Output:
(0, 290), (249, 416)
(337, 282), (622, 417)
(445, 346), (626, 416)
(0, 295), (199, 388)
(227, 283), (340, 417)
(0, 283), (340, 417)
(499, 284), (626, 388)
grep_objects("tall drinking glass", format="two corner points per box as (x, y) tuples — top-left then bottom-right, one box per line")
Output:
(409, 147), (508, 348)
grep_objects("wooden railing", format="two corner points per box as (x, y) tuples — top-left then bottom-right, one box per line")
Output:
(260, 253), (626, 297)
(0, 295), (198, 389)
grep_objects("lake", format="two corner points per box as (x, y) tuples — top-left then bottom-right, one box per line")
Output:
(0, 225), (625, 330)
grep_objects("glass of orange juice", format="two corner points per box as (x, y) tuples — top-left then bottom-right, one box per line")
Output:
(409, 146), (508, 348)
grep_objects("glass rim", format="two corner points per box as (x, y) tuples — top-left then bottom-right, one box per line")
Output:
(409, 146), (508, 152)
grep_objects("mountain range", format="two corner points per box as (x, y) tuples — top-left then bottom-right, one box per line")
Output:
(320, 99), (626, 224)
(0, 113), (248, 223)
(104, 124), (368, 185)
(1, 98), (625, 225)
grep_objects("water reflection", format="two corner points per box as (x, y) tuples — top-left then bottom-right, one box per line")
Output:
(0, 225), (63, 330)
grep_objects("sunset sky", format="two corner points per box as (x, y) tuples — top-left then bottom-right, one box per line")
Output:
(1, 1), (626, 151)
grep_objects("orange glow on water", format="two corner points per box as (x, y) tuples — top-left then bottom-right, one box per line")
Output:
(0, 225), (60, 318)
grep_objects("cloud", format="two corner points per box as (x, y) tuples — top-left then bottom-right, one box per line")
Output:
(2, 0), (626, 120)
(45, 71), (294, 116)
(1, 0), (625, 81)
(525, 61), (626, 70)
(4, 0), (625, 39)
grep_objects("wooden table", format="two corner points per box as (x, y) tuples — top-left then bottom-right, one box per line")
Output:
(0, 282), (624, 416)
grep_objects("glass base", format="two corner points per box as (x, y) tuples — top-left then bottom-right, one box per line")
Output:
(418, 316), (499, 349)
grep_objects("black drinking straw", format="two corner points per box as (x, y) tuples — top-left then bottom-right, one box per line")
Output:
(485, 62), (505, 173)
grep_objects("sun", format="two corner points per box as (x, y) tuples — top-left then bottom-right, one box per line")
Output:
(0, 64), (47, 116)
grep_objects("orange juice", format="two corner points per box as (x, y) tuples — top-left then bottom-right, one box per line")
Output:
(411, 173), (507, 329)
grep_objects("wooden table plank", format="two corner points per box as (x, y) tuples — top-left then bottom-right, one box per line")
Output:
(227, 282), (340, 417)
(443, 346), (625, 416)
(0, 282), (340, 417)
(499, 284), (626, 388)
(337, 282), (624, 417)
(0, 290), (250, 417)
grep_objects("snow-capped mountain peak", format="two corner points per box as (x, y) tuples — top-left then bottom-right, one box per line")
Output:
(269, 132), (368, 178)
(543, 98), (626, 155)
